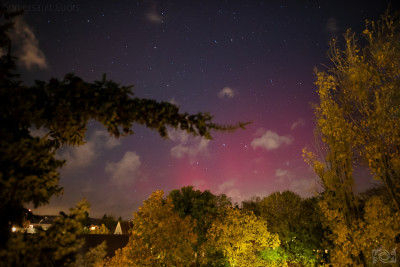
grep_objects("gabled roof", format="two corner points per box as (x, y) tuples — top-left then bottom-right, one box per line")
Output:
(113, 221), (132, 235)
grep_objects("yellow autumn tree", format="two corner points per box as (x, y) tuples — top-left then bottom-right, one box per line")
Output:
(327, 12), (400, 211)
(304, 11), (400, 266)
(200, 207), (280, 267)
(303, 71), (364, 265)
(355, 196), (400, 264)
(105, 190), (197, 266)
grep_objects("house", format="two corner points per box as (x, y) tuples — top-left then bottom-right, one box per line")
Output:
(27, 216), (56, 233)
(12, 215), (59, 233)
(113, 221), (132, 235)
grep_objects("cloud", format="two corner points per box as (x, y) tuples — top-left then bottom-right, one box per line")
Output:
(145, 2), (164, 24)
(251, 130), (293, 151)
(275, 168), (294, 184)
(62, 142), (96, 168)
(326, 17), (338, 34)
(10, 17), (47, 69)
(168, 129), (210, 163)
(216, 179), (243, 204)
(192, 179), (207, 190)
(93, 130), (120, 149)
(225, 189), (243, 204)
(169, 97), (179, 106)
(105, 151), (142, 185)
(275, 168), (289, 178)
(218, 87), (235, 98)
(59, 130), (120, 169)
(290, 118), (305, 131)
(146, 11), (163, 23)
(29, 127), (48, 138)
(217, 179), (236, 192)
(288, 178), (317, 197)
(274, 168), (320, 197)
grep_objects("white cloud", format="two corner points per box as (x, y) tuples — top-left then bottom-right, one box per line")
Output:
(11, 17), (47, 69)
(217, 179), (236, 193)
(105, 151), (142, 185)
(218, 87), (235, 98)
(251, 130), (293, 151)
(275, 168), (289, 178)
(145, 3), (164, 24)
(168, 129), (210, 163)
(29, 127), (48, 138)
(216, 179), (243, 204)
(169, 97), (179, 106)
(275, 168), (294, 184)
(225, 189), (243, 204)
(93, 130), (120, 149)
(288, 178), (318, 198)
(62, 142), (96, 168)
(274, 168), (320, 198)
(290, 118), (305, 131)
(59, 129), (120, 169)
(146, 11), (163, 23)
(192, 179), (206, 190)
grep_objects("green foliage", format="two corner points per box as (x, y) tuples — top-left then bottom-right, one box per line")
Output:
(259, 247), (288, 267)
(254, 191), (324, 266)
(110, 189), (303, 266)
(241, 196), (262, 217)
(169, 186), (231, 219)
(199, 249), (230, 267)
(169, 186), (231, 249)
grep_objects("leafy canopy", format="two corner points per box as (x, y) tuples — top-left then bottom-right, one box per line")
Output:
(201, 207), (280, 267)
(0, 6), (248, 264)
(303, 11), (400, 266)
(106, 191), (197, 266)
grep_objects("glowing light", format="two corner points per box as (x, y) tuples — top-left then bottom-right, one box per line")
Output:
(11, 227), (17, 232)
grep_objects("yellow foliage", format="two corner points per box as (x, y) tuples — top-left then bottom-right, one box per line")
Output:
(201, 208), (280, 267)
(319, 197), (400, 266)
(304, 12), (400, 266)
(105, 190), (197, 266)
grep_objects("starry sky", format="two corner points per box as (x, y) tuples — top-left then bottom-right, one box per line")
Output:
(7, 0), (396, 219)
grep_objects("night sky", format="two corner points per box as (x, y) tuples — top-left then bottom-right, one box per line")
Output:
(7, 0), (395, 219)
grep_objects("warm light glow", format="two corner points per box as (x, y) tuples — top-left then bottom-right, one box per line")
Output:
(11, 227), (17, 232)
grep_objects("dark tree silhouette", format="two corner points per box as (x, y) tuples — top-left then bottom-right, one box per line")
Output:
(0, 7), (248, 264)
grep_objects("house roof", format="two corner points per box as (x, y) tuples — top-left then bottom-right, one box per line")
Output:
(113, 221), (132, 235)
(28, 215), (60, 225)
